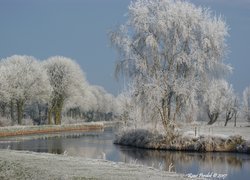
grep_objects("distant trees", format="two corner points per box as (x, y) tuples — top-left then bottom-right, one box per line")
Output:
(111, 0), (230, 132)
(63, 84), (116, 123)
(0, 55), (116, 126)
(84, 85), (116, 122)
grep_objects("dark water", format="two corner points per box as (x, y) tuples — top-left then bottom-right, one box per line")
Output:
(0, 128), (249, 180)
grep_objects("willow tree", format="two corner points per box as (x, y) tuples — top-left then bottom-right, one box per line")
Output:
(111, 0), (230, 132)
(44, 56), (87, 125)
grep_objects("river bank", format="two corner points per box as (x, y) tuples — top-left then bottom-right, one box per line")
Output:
(0, 149), (190, 180)
(0, 122), (105, 137)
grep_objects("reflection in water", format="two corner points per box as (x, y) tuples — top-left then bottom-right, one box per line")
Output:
(0, 130), (115, 160)
(0, 129), (249, 180)
(118, 146), (248, 176)
(48, 138), (63, 154)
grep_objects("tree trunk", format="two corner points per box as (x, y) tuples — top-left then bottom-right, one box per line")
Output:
(37, 103), (42, 124)
(161, 97), (170, 132)
(54, 96), (64, 125)
(224, 110), (234, 126)
(55, 108), (61, 125)
(224, 119), (229, 126)
(2, 104), (6, 117)
(16, 100), (24, 125)
(207, 111), (219, 125)
(167, 92), (173, 122)
(234, 112), (237, 127)
(0, 102), (6, 117)
(48, 108), (53, 125)
(10, 100), (15, 125)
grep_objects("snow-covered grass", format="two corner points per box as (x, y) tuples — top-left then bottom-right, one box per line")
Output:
(178, 121), (250, 140)
(0, 149), (190, 180)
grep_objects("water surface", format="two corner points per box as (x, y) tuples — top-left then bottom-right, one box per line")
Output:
(0, 128), (249, 180)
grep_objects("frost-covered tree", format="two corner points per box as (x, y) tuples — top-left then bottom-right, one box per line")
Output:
(115, 89), (138, 127)
(62, 84), (113, 124)
(79, 85), (115, 122)
(0, 55), (116, 126)
(204, 79), (233, 125)
(89, 85), (115, 113)
(44, 56), (87, 125)
(0, 55), (51, 125)
(222, 84), (238, 126)
(0, 63), (11, 118)
(111, 0), (230, 132)
(63, 84), (94, 122)
(243, 86), (250, 122)
(80, 85), (98, 113)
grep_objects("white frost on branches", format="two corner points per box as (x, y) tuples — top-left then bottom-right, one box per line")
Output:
(1, 55), (51, 103)
(111, 0), (231, 131)
(0, 55), (116, 125)
(204, 79), (235, 125)
(0, 55), (51, 124)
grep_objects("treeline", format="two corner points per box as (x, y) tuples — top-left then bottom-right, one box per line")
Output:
(0, 55), (117, 126)
(1, 54), (249, 128)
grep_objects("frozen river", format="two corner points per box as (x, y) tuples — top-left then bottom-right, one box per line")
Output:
(0, 127), (249, 180)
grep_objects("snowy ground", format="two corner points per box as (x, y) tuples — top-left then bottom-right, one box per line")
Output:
(179, 121), (250, 140)
(0, 150), (192, 180)
(115, 121), (250, 153)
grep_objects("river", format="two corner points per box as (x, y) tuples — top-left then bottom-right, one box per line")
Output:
(0, 127), (249, 180)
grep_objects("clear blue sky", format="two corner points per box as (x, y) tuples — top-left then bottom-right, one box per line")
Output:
(0, 0), (249, 95)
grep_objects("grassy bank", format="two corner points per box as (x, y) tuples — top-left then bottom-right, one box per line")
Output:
(0, 150), (189, 180)
(0, 122), (104, 137)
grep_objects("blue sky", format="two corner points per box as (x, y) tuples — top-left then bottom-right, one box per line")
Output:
(0, 0), (249, 95)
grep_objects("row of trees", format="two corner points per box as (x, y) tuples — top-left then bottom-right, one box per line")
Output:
(1, 0), (250, 130)
(0, 55), (116, 126)
(110, 0), (249, 132)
